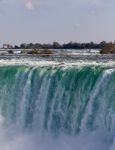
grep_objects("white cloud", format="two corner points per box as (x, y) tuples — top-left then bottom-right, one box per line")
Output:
(24, 0), (48, 11)
(25, 1), (34, 10)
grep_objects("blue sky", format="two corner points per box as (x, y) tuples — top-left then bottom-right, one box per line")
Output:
(0, 0), (115, 45)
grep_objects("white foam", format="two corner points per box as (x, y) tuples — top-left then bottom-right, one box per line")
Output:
(0, 58), (114, 68)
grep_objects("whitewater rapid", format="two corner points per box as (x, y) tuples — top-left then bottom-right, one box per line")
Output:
(0, 58), (115, 150)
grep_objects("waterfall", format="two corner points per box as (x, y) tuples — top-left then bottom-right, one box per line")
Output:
(0, 65), (115, 150)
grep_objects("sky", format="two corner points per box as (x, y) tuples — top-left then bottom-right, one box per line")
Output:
(0, 0), (115, 46)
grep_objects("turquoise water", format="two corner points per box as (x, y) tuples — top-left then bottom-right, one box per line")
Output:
(0, 64), (115, 150)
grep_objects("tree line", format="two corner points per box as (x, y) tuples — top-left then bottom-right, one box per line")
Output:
(13, 41), (109, 49)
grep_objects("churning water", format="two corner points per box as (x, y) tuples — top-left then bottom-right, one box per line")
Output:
(0, 56), (115, 150)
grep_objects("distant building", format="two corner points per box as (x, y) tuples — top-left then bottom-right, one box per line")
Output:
(3, 44), (13, 49)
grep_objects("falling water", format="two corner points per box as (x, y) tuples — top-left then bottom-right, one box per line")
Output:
(0, 60), (115, 150)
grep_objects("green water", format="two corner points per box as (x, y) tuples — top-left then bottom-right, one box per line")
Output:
(0, 66), (114, 136)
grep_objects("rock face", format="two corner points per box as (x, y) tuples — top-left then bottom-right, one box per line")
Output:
(100, 43), (115, 54)
(21, 49), (53, 55)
